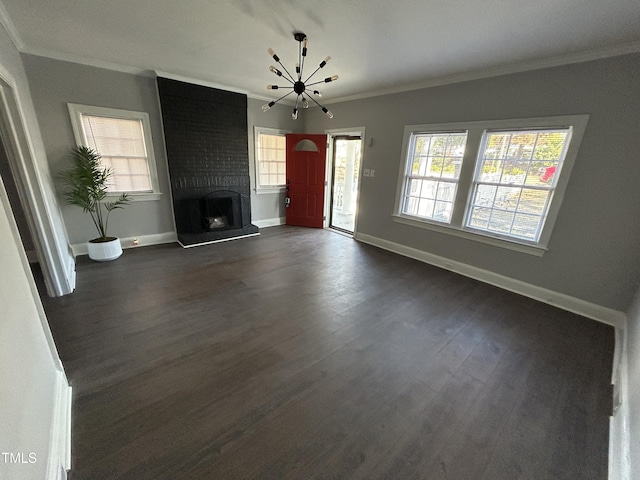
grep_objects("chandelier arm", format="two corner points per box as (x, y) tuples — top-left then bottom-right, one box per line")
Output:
(277, 75), (295, 85)
(271, 89), (296, 106)
(276, 60), (297, 83)
(297, 40), (302, 81)
(306, 93), (333, 118)
(298, 40), (307, 81)
(305, 78), (336, 87)
(303, 65), (323, 84)
(305, 93), (325, 109)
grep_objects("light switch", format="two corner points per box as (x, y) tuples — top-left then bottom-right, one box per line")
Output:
(370, 169), (375, 177)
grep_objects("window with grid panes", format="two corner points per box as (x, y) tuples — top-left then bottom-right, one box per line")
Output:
(466, 129), (571, 242)
(68, 104), (160, 200)
(254, 127), (288, 192)
(394, 116), (588, 255)
(401, 132), (467, 224)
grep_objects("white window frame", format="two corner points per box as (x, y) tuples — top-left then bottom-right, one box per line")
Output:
(253, 126), (289, 194)
(393, 115), (589, 256)
(68, 103), (162, 201)
(398, 130), (468, 225)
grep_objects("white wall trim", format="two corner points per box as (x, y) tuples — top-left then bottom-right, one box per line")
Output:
(154, 70), (276, 102)
(0, 72), (74, 296)
(16, 39), (640, 108)
(178, 232), (260, 248)
(21, 46), (152, 77)
(45, 370), (72, 480)
(609, 324), (631, 480)
(253, 217), (286, 228)
(326, 40), (640, 105)
(355, 232), (626, 328)
(71, 231), (177, 257)
(0, 2), (24, 51)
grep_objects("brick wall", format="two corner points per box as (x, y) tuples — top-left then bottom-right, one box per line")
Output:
(157, 77), (258, 245)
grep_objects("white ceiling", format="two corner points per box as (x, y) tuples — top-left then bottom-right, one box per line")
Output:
(1, 0), (640, 103)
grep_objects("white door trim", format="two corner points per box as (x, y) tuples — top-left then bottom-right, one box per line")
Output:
(0, 70), (74, 296)
(324, 127), (366, 235)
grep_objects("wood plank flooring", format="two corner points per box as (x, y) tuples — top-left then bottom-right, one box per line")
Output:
(40, 226), (614, 479)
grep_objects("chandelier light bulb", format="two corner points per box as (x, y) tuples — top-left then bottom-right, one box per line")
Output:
(267, 85), (279, 90)
(268, 48), (279, 62)
(269, 66), (283, 77)
(301, 97), (309, 108)
(262, 102), (275, 111)
(322, 107), (334, 119)
(292, 108), (298, 120)
(319, 56), (331, 68)
(313, 90), (322, 97)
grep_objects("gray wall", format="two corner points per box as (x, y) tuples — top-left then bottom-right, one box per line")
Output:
(21, 54), (302, 242)
(247, 97), (302, 222)
(306, 53), (640, 312)
(21, 54), (175, 244)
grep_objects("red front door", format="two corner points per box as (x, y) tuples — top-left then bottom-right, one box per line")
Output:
(285, 134), (327, 228)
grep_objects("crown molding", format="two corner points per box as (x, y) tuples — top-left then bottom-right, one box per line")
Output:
(13, 31), (640, 107)
(21, 45), (153, 77)
(0, 1), (24, 50)
(154, 70), (299, 105)
(154, 70), (252, 97)
(325, 40), (640, 105)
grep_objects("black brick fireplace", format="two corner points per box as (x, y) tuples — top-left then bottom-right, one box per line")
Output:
(157, 77), (259, 246)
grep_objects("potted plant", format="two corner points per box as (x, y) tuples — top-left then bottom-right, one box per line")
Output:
(59, 146), (130, 261)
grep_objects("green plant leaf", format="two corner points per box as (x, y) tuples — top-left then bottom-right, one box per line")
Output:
(58, 146), (130, 239)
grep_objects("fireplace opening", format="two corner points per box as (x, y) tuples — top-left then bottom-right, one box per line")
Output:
(201, 193), (240, 231)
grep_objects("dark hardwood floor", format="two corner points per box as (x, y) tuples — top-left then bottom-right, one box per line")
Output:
(41, 226), (614, 479)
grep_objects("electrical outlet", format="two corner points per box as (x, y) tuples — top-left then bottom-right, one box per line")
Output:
(132, 238), (139, 246)
(363, 169), (371, 177)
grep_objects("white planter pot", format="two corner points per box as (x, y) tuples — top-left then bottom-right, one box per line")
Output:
(87, 237), (123, 262)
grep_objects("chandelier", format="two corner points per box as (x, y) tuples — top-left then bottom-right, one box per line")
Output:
(262, 32), (338, 120)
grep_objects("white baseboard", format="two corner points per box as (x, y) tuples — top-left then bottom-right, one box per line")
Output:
(355, 232), (626, 328)
(178, 232), (260, 248)
(46, 370), (72, 480)
(71, 231), (178, 257)
(253, 217), (286, 228)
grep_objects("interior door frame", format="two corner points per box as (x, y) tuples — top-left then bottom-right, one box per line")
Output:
(324, 127), (366, 235)
(0, 73), (74, 296)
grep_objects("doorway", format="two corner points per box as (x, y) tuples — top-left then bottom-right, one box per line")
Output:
(0, 136), (38, 263)
(285, 134), (327, 228)
(0, 76), (74, 296)
(329, 135), (361, 235)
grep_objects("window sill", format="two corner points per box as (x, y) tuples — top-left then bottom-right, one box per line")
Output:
(105, 192), (162, 202)
(255, 187), (285, 195)
(391, 214), (548, 257)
